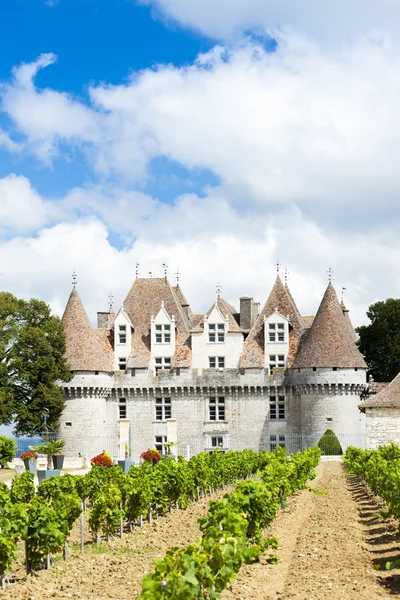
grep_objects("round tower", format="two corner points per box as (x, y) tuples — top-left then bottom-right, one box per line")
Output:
(290, 283), (368, 449)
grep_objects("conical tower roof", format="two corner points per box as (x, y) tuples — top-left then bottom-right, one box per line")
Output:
(292, 284), (367, 369)
(62, 288), (113, 371)
(240, 276), (304, 368)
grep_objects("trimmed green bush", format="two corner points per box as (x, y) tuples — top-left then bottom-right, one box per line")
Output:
(317, 429), (343, 455)
(0, 435), (16, 468)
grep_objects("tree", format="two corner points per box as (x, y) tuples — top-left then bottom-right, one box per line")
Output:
(317, 430), (343, 456)
(356, 298), (400, 382)
(0, 292), (72, 435)
(0, 435), (16, 468)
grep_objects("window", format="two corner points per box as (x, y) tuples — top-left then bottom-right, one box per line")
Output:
(209, 356), (225, 368)
(209, 396), (225, 421)
(268, 354), (285, 375)
(65, 422), (72, 427)
(268, 322), (285, 342)
(118, 357), (127, 371)
(270, 435), (286, 452)
(119, 398), (127, 419)
(211, 436), (224, 448)
(118, 325), (127, 344)
(155, 435), (168, 455)
(208, 323), (225, 343)
(155, 357), (172, 374)
(155, 324), (171, 344)
(155, 397), (172, 421)
(269, 396), (286, 420)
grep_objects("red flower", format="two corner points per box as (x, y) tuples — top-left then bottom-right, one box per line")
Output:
(20, 451), (38, 460)
(90, 452), (113, 467)
(140, 449), (161, 463)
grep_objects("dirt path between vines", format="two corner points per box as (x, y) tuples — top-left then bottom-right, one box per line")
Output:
(0, 489), (227, 600)
(223, 460), (400, 600)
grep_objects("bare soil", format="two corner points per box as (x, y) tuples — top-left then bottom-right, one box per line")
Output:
(3, 462), (400, 600)
(222, 461), (400, 600)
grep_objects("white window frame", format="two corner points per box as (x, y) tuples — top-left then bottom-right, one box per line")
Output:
(155, 324), (171, 344)
(211, 435), (224, 448)
(268, 322), (285, 343)
(209, 356), (225, 368)
(269, 395), (286, 420)
(208, 323), (225, 343)
(155, 435), (168, 455)
(118, 357), (127, 371)
(268, 354), (286, 375)
(155, 397), (172, 421)
(208, 396), (226, 421)
(270, 434), (286, 452)
(118, 324), (127, 344)
(155, 356), (172, 374)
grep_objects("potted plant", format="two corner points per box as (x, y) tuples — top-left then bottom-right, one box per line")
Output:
(20, 451), (38, 474)
(30, 441), (64, 483)
(91, 451), (113, 467)
(140, 448), (161, 465)
(49, 439), (66, 469)
(118, 443), (135, 473)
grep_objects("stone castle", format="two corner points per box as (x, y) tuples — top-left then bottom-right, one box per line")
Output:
(59, 274), (376, 461)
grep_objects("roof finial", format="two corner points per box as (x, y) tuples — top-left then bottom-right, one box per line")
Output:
(72, 270), (77, 287)
(275, 259), (281, 275)
(216, 282), (222, 299)
(284, 267), (289, 285)
(108, 292), (114, 312)
(135, 263), (140, 279)
(341, 287), (346, 304)
(175, 268), (181, 285)
(162, 262), (168, 279)
(327, 267), (334, 284)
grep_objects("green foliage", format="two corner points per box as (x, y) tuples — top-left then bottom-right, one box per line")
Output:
(10, 471), (35, 504)
(138, 447), (321, 599)
(0, 435), (16, 468)
(0, 292), (72, 435)
(317, 430), (343, 455)
(356, 298), (400, 381)
(30, 439), (66, 468)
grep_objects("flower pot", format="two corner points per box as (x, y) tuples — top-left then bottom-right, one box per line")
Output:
(52, 455), (65, 470)
(37, 470), (60, 484)
(23, 459), (37, 475)
(118, 460), (135, 473)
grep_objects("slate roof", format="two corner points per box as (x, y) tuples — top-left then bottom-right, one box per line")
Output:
(292, 284), (367, 369)
(123, 278), (191, 369)
(190, 297), (242, 334)
(363, 375), (400, 408)
(240, 276), (304, 369)
(62, 288), (113, 371)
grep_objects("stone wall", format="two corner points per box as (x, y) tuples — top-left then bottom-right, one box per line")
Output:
(365, 407), (400, 448)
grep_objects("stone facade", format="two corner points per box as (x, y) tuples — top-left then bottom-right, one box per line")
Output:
(59, 276), (370, 462)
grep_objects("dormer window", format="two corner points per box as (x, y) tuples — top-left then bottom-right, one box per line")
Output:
(269, 354), (285, 375)
(209, 323), (225, 343)
(269, 323), (285, 342)
(118, 325), (127, 344)
(155, 324), (171, 344)
(118, 357), (127, 371)
(155, 357), (171, 374)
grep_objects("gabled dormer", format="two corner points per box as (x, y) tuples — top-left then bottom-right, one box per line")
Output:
(151, 302), (176, 374)
(206, 304), (229, 344)
(114, 307), (134, 371)
(264, 310), (289, 374)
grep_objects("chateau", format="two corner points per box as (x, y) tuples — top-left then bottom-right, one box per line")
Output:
(59, 274), (374, 462)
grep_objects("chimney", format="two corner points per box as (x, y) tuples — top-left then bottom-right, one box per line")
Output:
(97, 312), (113, 328)
(181, 302), (190, 318)
(240, 297), (253, 330)
(251, 301), (260, 326)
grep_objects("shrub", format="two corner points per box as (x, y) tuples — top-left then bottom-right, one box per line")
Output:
(91, 451), (112, 467)
(317, 429), (343, 455)
(19, 451), (38, 462)
(0, 436), (16, 468)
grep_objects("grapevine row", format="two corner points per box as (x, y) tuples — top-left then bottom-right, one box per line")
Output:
(0, 448), (273, 587)
(139, 446), (321, 599)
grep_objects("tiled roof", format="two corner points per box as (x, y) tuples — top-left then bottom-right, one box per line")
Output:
(190, 297), (242, 334)
(292, 284), (367, 369)
(302, 316), (315, 329)
(240, 276), (304, 369)
(189, 313), (204, 328)
(62, 288), (113, 371)
(363, 376), (400, 408)
(123, 278), (191, 369)
(172, 285), (190, 312)
(341, 303), (358, 342)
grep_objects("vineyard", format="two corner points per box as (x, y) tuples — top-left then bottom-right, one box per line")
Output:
(0, 447), (320, 598)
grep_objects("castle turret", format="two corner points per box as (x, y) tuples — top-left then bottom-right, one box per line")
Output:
(291, 284), (367, 447)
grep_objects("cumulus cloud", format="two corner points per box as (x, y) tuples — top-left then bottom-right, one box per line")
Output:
(0, 175), (54, 235)
(140, 0), (400, 44)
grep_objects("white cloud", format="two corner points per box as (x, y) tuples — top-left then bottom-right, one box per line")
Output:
(0, 128), (22, 153)
(141, 0), (400, 44)
(0, 175), (53, 234)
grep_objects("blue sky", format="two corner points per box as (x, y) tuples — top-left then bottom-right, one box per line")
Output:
(1, 0), (400, 329)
